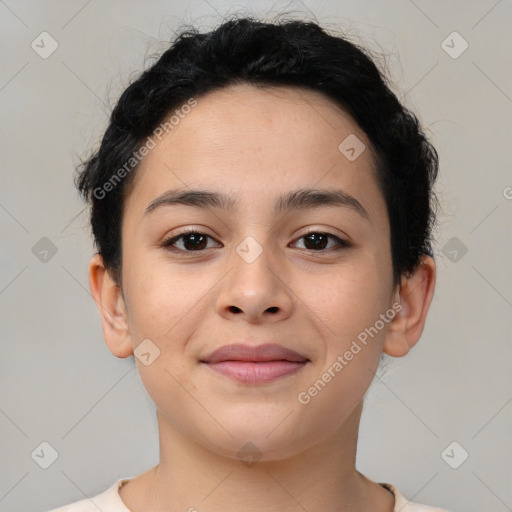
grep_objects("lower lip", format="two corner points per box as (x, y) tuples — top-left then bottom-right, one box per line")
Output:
(203, 360), (307, 383)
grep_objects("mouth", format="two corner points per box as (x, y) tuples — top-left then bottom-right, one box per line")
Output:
(200, 343), (310, 383)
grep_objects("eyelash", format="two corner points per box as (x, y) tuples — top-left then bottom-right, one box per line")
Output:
(161, 228), (351, 254)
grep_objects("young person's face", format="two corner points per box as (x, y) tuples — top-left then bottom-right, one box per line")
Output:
(93, 83), (435, 461)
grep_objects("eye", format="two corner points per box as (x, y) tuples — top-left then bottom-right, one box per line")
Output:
(292, 231), (350, 252)
(161, 229), (350, 253)
(161, 229), (222, 252)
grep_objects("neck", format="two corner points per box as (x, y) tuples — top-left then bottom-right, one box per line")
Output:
(119, 402), (394, 512)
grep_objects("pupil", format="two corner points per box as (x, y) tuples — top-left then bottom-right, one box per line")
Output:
(306, 233), (327, 250)
(185, 233), (206, 250)
(182, 233), (329, 251)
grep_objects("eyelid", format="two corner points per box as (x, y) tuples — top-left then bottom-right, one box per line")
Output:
(298, 226), (349, 241)
(161, 227), (351, 253)
(292, 228), (351, 250)
(161, 227), (221, 250)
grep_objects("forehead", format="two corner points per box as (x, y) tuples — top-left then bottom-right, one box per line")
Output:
(124, 83), (384, 221)
(156, 83), (373, 161)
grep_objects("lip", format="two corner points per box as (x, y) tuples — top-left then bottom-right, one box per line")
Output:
(201, 343), (308, 364)
(200, 343), (309, 383)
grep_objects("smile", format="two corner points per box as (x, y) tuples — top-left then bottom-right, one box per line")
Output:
(203, 360), (308, 383)
(200, 342), (310, 383)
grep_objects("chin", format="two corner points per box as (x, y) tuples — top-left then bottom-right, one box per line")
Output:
(191, 413), (314, 463)
(207, 434), (306, 464)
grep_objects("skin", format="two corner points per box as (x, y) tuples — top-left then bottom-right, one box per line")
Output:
(89, 83), (436, 512)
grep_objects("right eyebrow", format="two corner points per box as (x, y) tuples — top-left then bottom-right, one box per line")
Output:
(144, 187), (370, 223)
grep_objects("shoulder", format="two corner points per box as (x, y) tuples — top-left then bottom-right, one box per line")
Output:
(44, 477), (133, 512)
(381, 483), (451, 512)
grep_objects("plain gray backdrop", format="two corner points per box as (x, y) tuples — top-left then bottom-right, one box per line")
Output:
(1, 1), (511, 511)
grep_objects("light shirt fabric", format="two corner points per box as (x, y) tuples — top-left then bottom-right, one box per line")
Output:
(46, 477), (451, 511)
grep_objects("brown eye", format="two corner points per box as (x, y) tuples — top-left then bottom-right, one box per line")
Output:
(293, 232), (350, 251)
(161, 229), (350, 254)
(162, 230), (221, 252)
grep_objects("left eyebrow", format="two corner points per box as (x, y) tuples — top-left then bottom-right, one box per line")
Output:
(144, 187), (370, 222)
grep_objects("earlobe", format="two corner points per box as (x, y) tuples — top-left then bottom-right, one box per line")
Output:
(383, 255), (436, 357)
(88, 253), (134, 358)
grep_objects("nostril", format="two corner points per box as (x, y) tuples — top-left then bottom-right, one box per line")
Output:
(229, 306), (242, 313)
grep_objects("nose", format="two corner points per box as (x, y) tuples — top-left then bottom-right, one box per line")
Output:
(215, 242), (294, 324)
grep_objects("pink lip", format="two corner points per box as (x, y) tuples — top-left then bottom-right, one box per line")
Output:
(200, 343), (309, 383)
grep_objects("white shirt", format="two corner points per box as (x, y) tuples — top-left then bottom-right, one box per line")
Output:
(46, 477), (451, 511)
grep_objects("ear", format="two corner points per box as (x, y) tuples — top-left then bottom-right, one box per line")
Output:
(88, 253), (133, 358)
(383, 255), (436, 357)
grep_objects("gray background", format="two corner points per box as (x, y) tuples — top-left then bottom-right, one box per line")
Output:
(1, 1), (511, 511)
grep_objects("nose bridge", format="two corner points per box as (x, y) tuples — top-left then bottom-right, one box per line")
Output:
(230, 232), (279, 293)
(216, 232), (293, 321)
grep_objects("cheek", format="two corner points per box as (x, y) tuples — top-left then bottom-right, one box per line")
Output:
(123, 259), (205, 409)
(301, 252), (392, 390)
(126, 270), (195, 340)
(311, 259), (389, 336)
(291, 268), (389, 432)
(122, 247), (215, 358)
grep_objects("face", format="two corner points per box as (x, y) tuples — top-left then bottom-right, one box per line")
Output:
(118, 83), (397, 461)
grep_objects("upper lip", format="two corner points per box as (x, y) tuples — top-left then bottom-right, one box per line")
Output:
(201, 343), (308, 363)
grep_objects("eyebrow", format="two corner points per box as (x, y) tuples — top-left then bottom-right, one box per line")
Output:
(144, 187), (370, 221)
